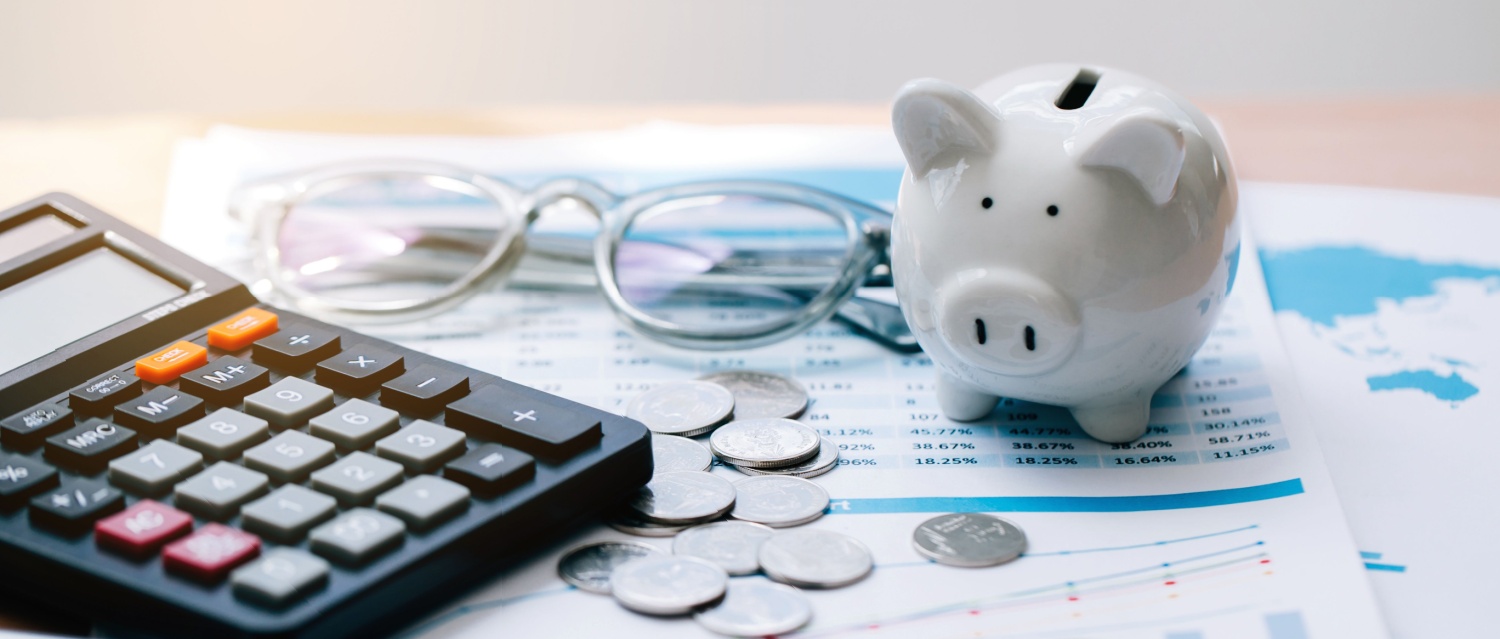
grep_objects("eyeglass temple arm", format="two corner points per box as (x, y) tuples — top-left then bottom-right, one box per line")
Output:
(832, 295), (922, 353)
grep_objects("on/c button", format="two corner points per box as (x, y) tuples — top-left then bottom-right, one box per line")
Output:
(135, 341), (208, 384)
(209, 308), (279, 351)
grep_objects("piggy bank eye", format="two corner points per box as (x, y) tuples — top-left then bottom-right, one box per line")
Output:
(1046, 205), (1059, 217)
(981, 197), (994, 209)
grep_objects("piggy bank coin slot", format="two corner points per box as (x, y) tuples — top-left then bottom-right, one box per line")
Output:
(1055, 68), (1100, 110)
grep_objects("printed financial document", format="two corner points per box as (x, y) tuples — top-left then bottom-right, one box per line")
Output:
(162, 125), (1387, 638)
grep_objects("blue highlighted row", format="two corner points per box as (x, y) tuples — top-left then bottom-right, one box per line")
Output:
(828, 478), (1304, 513)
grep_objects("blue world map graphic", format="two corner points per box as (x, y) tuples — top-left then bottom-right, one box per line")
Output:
(1260, 246), (1500, 404)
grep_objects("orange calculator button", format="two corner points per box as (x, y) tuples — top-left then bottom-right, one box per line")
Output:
(207, 308), (279, 351)
(135, 341), (208, 384)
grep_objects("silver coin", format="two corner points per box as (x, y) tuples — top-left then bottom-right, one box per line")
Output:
(710, 418), (820, 469)
(698, 370), (809, 419)
(758, 528), (873, 589)
(627, 381), (736, 437)
(610, 555), (729, 616)
(672, 521), (776, 576)
(557, 541), (663, 594)
(606, 511), (695, 537)
(651, 434), (713, 474)
(629, 471), (737, 525)
(733, 437), (839, 478)
(912, 513), (1028, 567)
(694, 580), (812, 637)
(731, 476), (830, 528)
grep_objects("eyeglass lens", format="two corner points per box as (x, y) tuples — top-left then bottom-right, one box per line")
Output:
(612, 194), (850, 332)
(277, 174), (513, 304)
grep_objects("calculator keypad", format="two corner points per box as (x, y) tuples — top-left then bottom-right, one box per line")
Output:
(0, 304), (649, 623)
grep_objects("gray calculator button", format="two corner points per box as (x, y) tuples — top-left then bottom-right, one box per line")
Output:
(241, 484), (338, 543)
(243, 431), (336, 483)
(244, 378), (335, 428)
(231, 548), (330, 607)
(308, 508), (405, 565)
(177, 408), (270, 460)
(375, 475), (470, 531)
(107, 440), (203, 495)
(310, 452), (404, 506)
(374, 420), (466, 473)
(174, 461), (269, 519)
(308, 400), (399, 450)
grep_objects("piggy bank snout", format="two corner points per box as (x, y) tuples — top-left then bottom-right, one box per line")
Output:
(935, 270), (1080, 376)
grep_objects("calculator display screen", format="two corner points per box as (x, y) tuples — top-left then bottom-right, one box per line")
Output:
(0, 214), (75, 261)
(0, 248), (187, 375)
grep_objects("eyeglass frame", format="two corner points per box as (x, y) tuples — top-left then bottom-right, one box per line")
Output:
(230, 160), (915, 352)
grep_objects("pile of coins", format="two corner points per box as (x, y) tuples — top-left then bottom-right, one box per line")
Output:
(561, 370), (1031, 636)
(554, 371), (868, 635)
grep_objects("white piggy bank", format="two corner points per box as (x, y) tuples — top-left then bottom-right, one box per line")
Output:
(889, 64), (1239, 443)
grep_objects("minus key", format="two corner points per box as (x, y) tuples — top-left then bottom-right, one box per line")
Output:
(380, 365), (469, 415)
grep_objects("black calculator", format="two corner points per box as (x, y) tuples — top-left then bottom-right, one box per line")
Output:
(0, 194), (653, 638)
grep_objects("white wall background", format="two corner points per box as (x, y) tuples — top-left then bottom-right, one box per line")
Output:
(0, 0), (1496, 117)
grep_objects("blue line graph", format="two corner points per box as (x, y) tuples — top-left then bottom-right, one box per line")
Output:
(827, 479), (1304, 514)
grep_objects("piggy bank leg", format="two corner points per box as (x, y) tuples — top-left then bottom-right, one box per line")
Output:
(936, 372), (999, 421)
(1070, 398), (1151, 443)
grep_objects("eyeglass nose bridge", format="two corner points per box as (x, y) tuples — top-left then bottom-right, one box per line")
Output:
(525, 178), (620, 223)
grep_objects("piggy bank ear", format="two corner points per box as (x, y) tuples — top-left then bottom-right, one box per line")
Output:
(1077, 112), (1185, 206)
(892, 79), (999, 178)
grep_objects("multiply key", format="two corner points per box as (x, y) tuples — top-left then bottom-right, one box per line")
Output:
(316, 347), (403, 395)
(446, 385), (601, 459)
(45, 420), (138, 473)
(179, 356), (270, 404)
(113, 387), (205, 438)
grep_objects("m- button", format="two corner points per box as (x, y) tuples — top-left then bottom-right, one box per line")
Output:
(316, 348), (403, 395)
(179, 356), (271, 404)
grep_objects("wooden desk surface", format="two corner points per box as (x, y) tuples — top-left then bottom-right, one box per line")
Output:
(0, 98), (1496, 634)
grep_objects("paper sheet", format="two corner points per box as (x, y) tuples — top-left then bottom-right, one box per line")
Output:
(1249, 184), (1500, 639)
(160, 125), (1386, 638)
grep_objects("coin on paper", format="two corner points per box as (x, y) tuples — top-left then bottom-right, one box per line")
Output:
(628, 471), (736, 525)
(698, 370), (808, 420)
(911, 513), (1028, 567)
(627, 381), (736, 437)
(651, 434), (714, 474)
(556, 541), (663, 594)
(730, 476), (829, 528)
(672, 520), (776, 576)
(694, 579), (812, 637)
(606, 510), (695, 538)
(610, 555), (729, 616)
(758, 528), (873, 589)
(732, 437), (839, 478)
(709, 418), (820, 469)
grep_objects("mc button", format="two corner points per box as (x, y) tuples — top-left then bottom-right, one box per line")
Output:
(45, 420), (139, 473)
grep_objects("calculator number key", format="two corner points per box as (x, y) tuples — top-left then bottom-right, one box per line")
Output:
(231, 548), (330, 607)
(244, 378), (336, 428)
(243, 431), (336, 483)
(375, 420), (466, 473)
(308, 399), (399, 450)
(174, 462), (269, 520)
(308, 508), (405, 565)
(177, 408), (271, 460)
(107, 440), (203, 495)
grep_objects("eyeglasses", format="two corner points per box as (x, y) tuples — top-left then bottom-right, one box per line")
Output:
(229, 161), (916, 352)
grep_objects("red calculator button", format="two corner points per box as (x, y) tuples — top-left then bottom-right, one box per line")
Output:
(95, 500), (193, 557)
(134, 341), (208, 384)
(163, 524), (261, 582)
(208, 309), (279, 352)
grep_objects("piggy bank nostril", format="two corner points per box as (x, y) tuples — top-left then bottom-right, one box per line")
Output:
(1024, 325), (1036, 352)
(975, 318), (987, 345)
